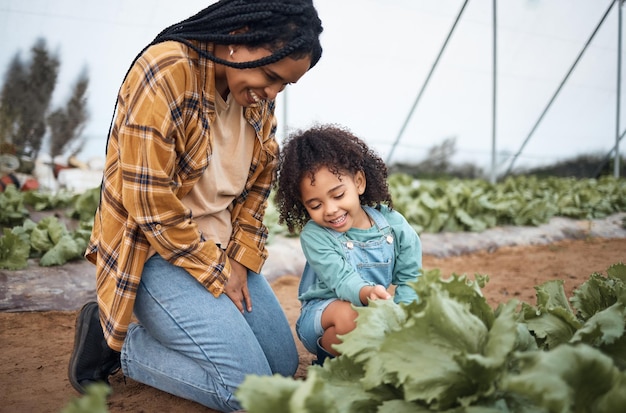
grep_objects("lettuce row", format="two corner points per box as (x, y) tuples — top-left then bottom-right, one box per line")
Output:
(387, 175), (626, 233)
(237, 264), (626, 412)
(0, 216), (91, 269)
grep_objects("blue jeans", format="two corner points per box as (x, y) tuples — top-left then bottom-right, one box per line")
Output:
(296, 297), (336, 354)
(120, 255), (298, 412)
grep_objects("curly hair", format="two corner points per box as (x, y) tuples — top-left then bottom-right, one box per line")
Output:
(275, 124), (393, 233)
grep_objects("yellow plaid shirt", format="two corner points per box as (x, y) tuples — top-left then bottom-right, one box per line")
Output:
(85, 41), (279, 351)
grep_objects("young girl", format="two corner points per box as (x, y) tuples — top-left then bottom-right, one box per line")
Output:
(275, 124), (422, 364)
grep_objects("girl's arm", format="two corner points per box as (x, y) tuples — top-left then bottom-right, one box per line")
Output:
(387, 209), (422, 304)
(359, 285), (391, 304)
(300, 224), (373, 306)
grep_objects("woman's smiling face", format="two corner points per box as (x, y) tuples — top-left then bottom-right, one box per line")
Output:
(224, 47), (311, 107)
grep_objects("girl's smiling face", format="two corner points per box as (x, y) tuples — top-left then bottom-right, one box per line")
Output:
(299, 166), (372, 232)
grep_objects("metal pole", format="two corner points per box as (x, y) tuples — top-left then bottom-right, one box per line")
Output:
(615, 0), (623, 177)
(282, 88), (288, 141)
(593, 128), (626, 177)
(385, 0), (470, 165)
(505, 0), (617, 175)
(490, 0), (497, 183)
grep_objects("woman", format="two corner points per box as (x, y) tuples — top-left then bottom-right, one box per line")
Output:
(68, 1), (323, 411)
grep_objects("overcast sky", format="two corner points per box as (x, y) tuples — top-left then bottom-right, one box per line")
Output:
(0, 0), (623, 173)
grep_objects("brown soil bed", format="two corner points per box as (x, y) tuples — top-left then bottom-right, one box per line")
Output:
(1, 237), (624, 412)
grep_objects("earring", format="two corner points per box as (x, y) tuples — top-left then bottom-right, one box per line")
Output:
(229, 48), (234, 58)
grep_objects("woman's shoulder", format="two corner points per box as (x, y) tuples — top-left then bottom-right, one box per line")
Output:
(141, 41), (190, 61)
(125, 41), (208, 96)
(134, 42), (201, 79)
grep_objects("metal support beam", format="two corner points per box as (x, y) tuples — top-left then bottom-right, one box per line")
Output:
(615, 0), (623, 177)
(385, 0), (470, 165)
(505, 0), (617, 175)
(490, 0), (497, 183)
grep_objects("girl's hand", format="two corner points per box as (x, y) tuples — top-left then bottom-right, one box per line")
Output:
(359, 284), (391, 305)
(224, 258), (252, 313)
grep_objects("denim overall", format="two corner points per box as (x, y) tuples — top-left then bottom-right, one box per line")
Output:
(296, 205), (395, 356)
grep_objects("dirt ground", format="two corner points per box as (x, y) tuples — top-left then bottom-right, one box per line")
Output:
(1, 237), (625, 413)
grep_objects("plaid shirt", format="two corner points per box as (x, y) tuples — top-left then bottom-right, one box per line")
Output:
(85, 41), (279, 351)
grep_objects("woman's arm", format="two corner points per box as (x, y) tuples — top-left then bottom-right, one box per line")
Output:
(119, 47), (231, 297)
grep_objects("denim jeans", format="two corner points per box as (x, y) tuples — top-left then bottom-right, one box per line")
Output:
(296, 297), (335, 354)
(120, 255), (298, 412)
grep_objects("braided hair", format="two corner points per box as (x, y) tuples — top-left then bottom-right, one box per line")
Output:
(275, 124), (393, 234)
(117, 0), (322, 91)
(148, 0), (324, 69)
(104, 0), (323, 154)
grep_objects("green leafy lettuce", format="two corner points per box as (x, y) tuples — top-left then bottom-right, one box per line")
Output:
(237, 264), (626, 412)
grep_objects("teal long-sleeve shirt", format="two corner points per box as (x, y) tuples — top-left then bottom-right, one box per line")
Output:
(298, 205), (422, 306)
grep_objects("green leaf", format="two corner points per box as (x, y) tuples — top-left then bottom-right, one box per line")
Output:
(412, 270), (495, 329)
(570, 273), (621, 320)
(521, 305), (580, 350)
(0, 184), (29, 226)
(0, 228), (30, 270)
(503, 344), (626, 413)
(60, 382), (110, 413)
(606, 262), (626, 281)
(39, 234), (84, 266)
(334, 298), (408, 363)
(30, 225), (54, 252)
(237, 374), (304, 413)
(520, 280), (582, 349)
(570, 302), (626, 347)
(534, 279), (572, 311)
(377, 399), (432, 413)
(38, 215), (67, 244)
(370, 289), (490, 409)
(304, 361), (384, 413)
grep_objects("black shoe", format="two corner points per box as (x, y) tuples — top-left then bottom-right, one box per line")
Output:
(312, 338), (335, 366)
(68, 301), (121, 394)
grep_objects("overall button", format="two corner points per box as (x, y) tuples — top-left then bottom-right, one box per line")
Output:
(346, 241), (354, 249)
(386, 235), (393, 244)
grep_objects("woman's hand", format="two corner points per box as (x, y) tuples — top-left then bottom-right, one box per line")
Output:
(224, 258), (252, 313)
(359, 284), (391, 305)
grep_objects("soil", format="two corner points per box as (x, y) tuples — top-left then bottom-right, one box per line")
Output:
(1, 233), (625, 412)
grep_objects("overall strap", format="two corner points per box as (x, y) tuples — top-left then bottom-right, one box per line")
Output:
(362, 205), (390, 231)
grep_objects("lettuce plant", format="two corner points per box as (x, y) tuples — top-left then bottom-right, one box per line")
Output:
(237, 264), (626, 412)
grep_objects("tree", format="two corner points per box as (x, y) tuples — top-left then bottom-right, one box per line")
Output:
(0, 38), (59, 167)
(390, 136), (485, 179)
(0, 54), (27, 151)
(20, 38), (60, 160)
(48, 68), (89, 158)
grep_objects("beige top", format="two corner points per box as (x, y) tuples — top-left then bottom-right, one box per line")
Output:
(181, 92), (256, 247)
